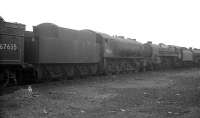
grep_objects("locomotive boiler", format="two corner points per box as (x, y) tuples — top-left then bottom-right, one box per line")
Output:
(98, 33), (145, 73)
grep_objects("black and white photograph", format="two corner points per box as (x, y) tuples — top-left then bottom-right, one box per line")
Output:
(1, 0), (200, 117)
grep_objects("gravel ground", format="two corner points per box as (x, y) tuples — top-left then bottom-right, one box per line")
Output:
(1, 68), (200, 118)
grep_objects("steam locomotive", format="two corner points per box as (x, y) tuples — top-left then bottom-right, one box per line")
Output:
(1, 19), (200, 87)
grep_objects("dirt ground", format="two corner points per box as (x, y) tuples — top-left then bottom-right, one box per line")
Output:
(1, 68), (200, 118)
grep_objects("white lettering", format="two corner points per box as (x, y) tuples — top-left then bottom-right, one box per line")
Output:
(0, 43), (18, 51)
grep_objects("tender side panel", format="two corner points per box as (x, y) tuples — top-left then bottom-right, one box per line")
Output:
(35, 23), (101, 63)
(0, 22), (25, 64)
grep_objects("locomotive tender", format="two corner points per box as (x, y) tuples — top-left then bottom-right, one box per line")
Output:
(1, 19), (200, 87)
(0, 20), (25, 86)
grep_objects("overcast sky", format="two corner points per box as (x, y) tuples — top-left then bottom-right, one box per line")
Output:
(1, 0), (200, 48)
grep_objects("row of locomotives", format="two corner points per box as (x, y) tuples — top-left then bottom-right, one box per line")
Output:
(0, 19), (25, 87)
(1, 20), (199, 85)
(24, 23), (103, 81)
(24, 23), (146, 81)
(99, 34), (145, 74)
(143, 41), (195, 70)
(162, 45), (193, 68)
(143, 42), (183, 70)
